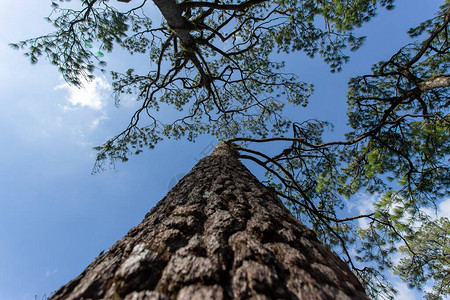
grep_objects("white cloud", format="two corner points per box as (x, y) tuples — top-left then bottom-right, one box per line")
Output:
(422, 197), (450, 220)
(394, 280), (421, 300)
(348, 193), (450, 230)
(344, 193), (379, 229)
(55, 76), (111, 110)
(118, 95), (138, 108)
(45, 268), (57, 278)
(438, 197), (450, 218)
(89, 113), (109, 129)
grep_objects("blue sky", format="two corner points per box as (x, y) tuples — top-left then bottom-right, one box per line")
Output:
(0, 0), (448, 299)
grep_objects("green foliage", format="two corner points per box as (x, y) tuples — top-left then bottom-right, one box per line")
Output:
(12, 0), (392, 168)
(341, 0), (450, 219)
(394, 217), (450, 300)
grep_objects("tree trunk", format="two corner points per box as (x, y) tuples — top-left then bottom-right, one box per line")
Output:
(49, 143), (368, 300)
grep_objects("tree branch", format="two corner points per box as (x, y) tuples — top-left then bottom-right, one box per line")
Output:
(418, 75), (450, 91)
(180, 0), (267, 11)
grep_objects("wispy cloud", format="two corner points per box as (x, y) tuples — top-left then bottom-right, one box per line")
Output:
(437, 197), (450, 218)
(55, 76), (111, 110)
(394, 280), (422, 300)
(344, 193), (379, 228)
(423, 197), (450, 220)
(89, 113), (109, 130)
(347, 192), (450, 229)
(45, 268), (57, 278)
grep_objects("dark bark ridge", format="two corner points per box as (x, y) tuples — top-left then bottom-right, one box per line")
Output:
(50, 143), (368, 300)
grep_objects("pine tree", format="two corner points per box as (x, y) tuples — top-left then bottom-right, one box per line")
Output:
(13, 0), (450, 297)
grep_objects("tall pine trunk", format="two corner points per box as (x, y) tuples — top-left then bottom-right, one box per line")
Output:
(50, 143), (368, 300)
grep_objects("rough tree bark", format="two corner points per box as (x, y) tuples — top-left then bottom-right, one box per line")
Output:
(49, 143), (369, 300)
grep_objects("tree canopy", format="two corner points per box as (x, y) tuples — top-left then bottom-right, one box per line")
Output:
(12, 0), (450, 299)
